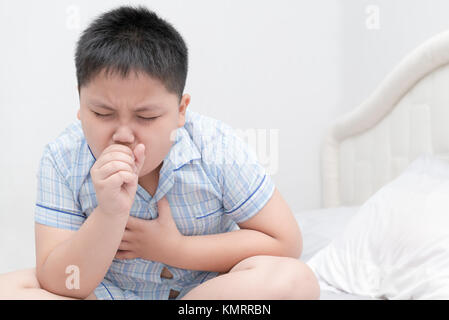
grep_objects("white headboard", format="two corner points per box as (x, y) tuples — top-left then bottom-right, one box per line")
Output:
(322, 30), (449, 208)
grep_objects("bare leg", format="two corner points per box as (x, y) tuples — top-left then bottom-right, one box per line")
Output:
(0, 268), (96, 300)
(181, 255), (320, 300)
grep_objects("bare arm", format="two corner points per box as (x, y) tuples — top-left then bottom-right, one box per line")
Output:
(167, 187), (303, 273)
(35, 208), (127, 299)
(35, 143), (146, 299)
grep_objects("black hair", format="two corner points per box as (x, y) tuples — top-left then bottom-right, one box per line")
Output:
(75, 5), (188, 100)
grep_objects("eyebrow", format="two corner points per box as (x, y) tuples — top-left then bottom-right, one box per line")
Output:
(93, 103), (162, 112)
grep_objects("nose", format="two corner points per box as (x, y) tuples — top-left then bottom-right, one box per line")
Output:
(112, 126), (135, 149)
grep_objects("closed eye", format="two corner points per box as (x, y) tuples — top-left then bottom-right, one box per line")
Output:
(138, 116), (158, 121)
(92, 111), (111, 118)
(92, 111), (158, 121)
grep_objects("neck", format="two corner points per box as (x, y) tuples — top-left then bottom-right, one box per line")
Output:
(138, 162), (163, 197)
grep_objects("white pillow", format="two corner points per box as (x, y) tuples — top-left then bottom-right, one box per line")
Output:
(307, 154), (449, 299)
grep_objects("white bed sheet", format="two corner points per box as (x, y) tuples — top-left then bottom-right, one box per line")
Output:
(294, 206), (380, 300)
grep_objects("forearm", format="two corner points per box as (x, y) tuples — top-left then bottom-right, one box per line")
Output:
(37, 207), (128, 299)
(167, 229), (293, 273)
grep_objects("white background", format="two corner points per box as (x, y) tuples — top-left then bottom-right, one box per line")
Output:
(1, 0), (449, 273)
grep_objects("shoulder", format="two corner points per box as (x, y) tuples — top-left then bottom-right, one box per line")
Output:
(184, 109), (233, 141)
(183, 109), (246, 162)
(43, 120), (86, 164)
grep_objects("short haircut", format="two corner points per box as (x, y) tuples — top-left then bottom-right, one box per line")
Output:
(75, 5), (188, 101)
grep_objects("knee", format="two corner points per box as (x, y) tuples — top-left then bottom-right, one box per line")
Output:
(0, 268), (41, 298)
(275, 258), (320, 300)
(251, 256), (320, 300)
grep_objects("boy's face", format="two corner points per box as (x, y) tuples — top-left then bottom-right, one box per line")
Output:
(77, 69), (190, 182)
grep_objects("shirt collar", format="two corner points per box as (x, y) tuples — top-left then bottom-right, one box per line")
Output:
(140, 126), (201, 205)
(164, 126), (201, 172)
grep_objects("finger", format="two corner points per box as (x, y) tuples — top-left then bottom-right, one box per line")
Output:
(96, 160), (135, 181)
(115, 250), (136, 260)
(103, 170), (136, 190)
(157, 196), (171, 219)
(118, 241), (131, 251)
(125, 216), (141, 231)
(102, 144), (135, 160)
(96, 152), (135, 170)
(133, 144), (146, 174)
(121, 229), (133, 242)
(157, 195), (169, 207)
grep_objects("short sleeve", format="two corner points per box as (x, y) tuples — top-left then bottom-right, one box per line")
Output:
(35, 145), (86, 230)
(218, 131), (275, 223)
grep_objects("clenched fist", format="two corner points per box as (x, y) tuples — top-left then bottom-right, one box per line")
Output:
(90, 144), (146, 217)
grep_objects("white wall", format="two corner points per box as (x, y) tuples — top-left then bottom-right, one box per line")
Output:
(3, 0), (449, 273)
(340, 0), (449, 114)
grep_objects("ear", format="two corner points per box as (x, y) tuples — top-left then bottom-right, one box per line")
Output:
(77, 109), (81, 120)
(177, 94), (191, 128)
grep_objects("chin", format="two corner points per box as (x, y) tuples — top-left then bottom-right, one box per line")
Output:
(137, 167), (152, 178)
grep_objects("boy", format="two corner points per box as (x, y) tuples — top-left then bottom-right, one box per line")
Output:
(0, 5), (319, 300)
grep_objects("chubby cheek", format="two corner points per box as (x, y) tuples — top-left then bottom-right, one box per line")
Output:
(83, 125), (108, 159)
(139, 137), (174, 175)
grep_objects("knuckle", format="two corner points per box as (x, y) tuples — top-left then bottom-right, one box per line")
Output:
(117, 171), (125, 180)
(110, 161), (122, 171)
(100, 152), (111, 161)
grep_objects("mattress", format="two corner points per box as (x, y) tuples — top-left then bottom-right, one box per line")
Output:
(294, 206), (379, 300)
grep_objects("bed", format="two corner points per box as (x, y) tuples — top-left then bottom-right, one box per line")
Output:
(294, 29), (449, 300)
(295, 207), (372, 300)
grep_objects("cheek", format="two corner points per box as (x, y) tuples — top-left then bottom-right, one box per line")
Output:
(141, 133), (175, 168)
(81, 121), (105, 158)
(143, 140), (173, 163)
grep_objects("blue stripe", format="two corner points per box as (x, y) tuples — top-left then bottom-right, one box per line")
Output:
(36, 203), (85, 218)
(200, 272), (211, 284)
(196, 207), (222, 219)
(224, 174), (266, 214)
(174, 163), (188, 171)
(101, 282), (114, 300)
(87, 144), (96, 161)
